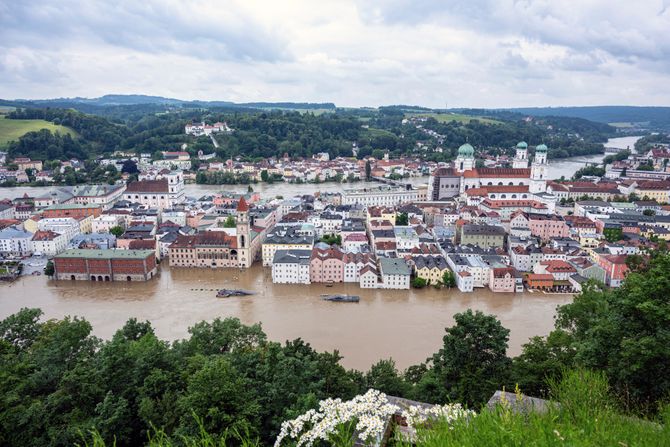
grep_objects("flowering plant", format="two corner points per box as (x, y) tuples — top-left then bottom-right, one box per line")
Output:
(274, 389), (475, 447)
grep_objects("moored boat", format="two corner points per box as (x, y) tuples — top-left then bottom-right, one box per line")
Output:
(320, 294), (360, 303)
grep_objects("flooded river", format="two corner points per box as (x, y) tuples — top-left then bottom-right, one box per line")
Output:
(0, 265), (572, 370)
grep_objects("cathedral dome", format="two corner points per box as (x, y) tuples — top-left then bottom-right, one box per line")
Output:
(535, 144), (548, 153)
(516, 141), (528, 149)
(457, 143), (474, 157)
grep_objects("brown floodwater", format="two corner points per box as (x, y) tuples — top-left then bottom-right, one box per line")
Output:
(0, 265), (572, 371)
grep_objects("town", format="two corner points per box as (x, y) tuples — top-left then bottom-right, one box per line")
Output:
(2, 138), (669, 294)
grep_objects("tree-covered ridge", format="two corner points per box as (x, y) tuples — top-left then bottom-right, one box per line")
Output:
(3, 102), (617, 164)
(1, 250), (669, 446)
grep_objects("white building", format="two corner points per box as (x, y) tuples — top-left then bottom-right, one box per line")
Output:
(342, 185), (424, 207)
(0, 226), (33, 257)
(123, 171), (185, 209)
(92, 215), (125, 234)
(379, 257), (411, 289)
(31, 230), (68, 257)
(359, 266), (379, 288)
(37, 217), (81, 242)
(271, 249), (312, 284)
(456, 270), (474, 292)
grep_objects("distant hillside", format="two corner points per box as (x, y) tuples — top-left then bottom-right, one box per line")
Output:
(505, 106), (670, 130)
(0, 115), (77, 147)
(0, 95), (336, 111)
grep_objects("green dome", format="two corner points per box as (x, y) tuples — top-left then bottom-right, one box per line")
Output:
(516, 141), (528, 149)
(458, 143), (474, 157)
(535, 144), (548, 152)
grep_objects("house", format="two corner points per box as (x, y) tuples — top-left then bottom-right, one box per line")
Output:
(31, 230), (68, 256)
(271, 249), (312, 284)
(412, 255), (449, 284)
(460, 224), (506, 248)
(379, 257), (411, 289)
(359, 265), (379, 288)
(310, 244), (345, 283)
(456, 270), (474, 292)
(597, 255), (630, 288)
(489, 267), (517, 293)
(0, 226), (33, 257)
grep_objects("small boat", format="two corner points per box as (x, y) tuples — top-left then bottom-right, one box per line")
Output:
(325, 281), (334, 287)
(320, 294), (360, 303)
(217, 289), (256, 298)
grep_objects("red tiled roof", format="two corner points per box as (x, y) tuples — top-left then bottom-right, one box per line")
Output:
(237, 196), (249, 212)
(125, 179), (169, 193)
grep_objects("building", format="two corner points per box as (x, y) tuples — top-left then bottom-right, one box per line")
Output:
(31, 230), (68, 256)
(37, 217), (81, 241)
(413, 255), (450, 284)
(262, 225), (314, 266)
(460, 224), (506, 248)
(53, 249), (157, 281)
(489, 267), (517, 293)
(42, 203), (102, 219)
(597, 255), (629, 288)
(427, 142), (548, 200)
(342, 185), (424, 207)
(69, 184), (126, 209)
(310, 245), (345, 283)
(379, 257), (411, 289)
(169, 231), (240, 268)
(0, 226), (33, 257)
(271, 249), (312, 284)
(123, 171), (185, 209)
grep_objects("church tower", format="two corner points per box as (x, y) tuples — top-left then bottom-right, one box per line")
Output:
(236, 196), (251, 267)
(530, 144), (549, 193)
(455, 143), (475, 173)
(513, 141), (529, 169)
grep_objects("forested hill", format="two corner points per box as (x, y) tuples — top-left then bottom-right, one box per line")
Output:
(1, 102), (616, 163)
(505, 106), (670, 130)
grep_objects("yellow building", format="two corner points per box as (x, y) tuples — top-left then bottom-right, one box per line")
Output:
(413, 256), (450, 284)
(579, 234), (601, 248)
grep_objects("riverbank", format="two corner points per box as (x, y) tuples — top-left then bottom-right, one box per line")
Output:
(0, 264), (572, 370)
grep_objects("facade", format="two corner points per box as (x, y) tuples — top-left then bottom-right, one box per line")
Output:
(0, 226), (33, 256)
(310, 245), (345, 283)
(489, 267), (517, 292)
(460, 224), (506, 248)
(37, 217), (81, 241)
(69, 184), (126, 209)
(271, 249), (312, 284)
(379, 257), (411, 289)
(527, 214), (570, 241)
(413, 255), (449, 284)
(42, 203), (102, 219)
(31, 230), (68, 256)
(262, 226), (314, 266)
(427, 142), (548, 200)
(53, 249), (157, 281)
(342, 186), (422, 207)
(123, 171), (185, 209)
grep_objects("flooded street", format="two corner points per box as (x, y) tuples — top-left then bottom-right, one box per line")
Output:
(0, 265), (572, 370)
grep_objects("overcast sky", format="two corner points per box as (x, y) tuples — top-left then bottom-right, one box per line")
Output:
(1, 0), (669, 108)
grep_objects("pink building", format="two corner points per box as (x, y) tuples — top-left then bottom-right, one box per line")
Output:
(310, 246), (345, 283)
(489, 267), (516, 293)
(597, 255), (630, 288)
(528, 213), (570, 241)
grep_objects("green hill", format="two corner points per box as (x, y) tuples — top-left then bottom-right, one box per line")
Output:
(0, 115), (77, 146)
(406, 112), (503, 125)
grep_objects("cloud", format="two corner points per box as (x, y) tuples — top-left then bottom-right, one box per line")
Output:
(0, 0), (668, 107)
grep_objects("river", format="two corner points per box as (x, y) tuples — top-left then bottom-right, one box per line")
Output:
(546, 135), (643, 180)
(0, 265), (572, 371)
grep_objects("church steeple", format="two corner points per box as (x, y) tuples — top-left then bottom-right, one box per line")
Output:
(236, 196), (250, 249)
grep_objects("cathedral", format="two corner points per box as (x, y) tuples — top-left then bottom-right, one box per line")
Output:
(428, 142), (550, 201)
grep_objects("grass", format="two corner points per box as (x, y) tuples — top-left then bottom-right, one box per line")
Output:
(406, 112), (503, 125)
(609, 121), (650, 128)
(0, 115), (78, 146)
(360, 126), (397, 138)
(403, 370), (669, 447)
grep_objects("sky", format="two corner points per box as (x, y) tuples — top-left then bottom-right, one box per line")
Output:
(1, 0), (669, 108)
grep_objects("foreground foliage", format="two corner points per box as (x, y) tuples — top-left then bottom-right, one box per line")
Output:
(1, 252), (669, 445)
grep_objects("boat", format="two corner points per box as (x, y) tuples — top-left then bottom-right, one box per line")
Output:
(325, 281), (334, 287)
(217, 289), (256, 298)
(320, 294), (360, 303)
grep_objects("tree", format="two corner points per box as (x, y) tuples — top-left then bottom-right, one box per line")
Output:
(395, 212), (408, 226)
(365, 359), (408, 396)
(442, 270), (456, 288)
(109, 225), (125, 237)
(643, 209), (656, 216)
(365, 160), (372, 180)
(621, 167), (627, 177)
(415, 310), (511, 407)
(43, 261), (54, 277)
(223, 216), (236, 228)
(121, 159), (139, 174)
(260, 170), (269, 182)
(411, 277), (428, 288)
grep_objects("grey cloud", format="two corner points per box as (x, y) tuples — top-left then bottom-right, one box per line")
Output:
(0, 1), (291, 63)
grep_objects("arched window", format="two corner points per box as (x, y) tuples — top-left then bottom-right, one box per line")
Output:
(127, 276), (131, 281)
(512, 194), (517, 199)
(91, 276), (96, 281)
(498, 182), (503, 186)
(509, 182), (514, 185)
(70, 275), (75, 281)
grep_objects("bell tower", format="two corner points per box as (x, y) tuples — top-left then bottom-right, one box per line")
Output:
(236, 196), (251, 267)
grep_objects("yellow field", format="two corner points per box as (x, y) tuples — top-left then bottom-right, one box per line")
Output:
(0, 115), (78, 146)
(406, 112), (503, 125)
